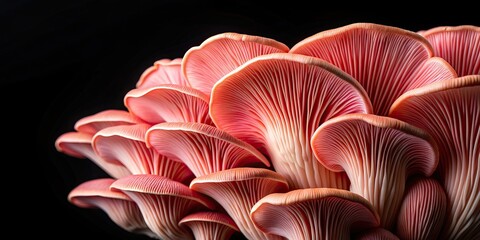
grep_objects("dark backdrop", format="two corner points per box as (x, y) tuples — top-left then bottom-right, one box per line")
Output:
(4, 1), (479, 239)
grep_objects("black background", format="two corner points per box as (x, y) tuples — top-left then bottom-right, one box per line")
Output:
(4, 1), (479, 239)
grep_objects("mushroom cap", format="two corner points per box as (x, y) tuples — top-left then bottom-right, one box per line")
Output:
(189, 167), (289, 188)
(136, 58), (190, 88)
(111, 174), (216, 209)
(250, 188), (380, 240)
(290, 22), (457, 116)
(55, 131), (93, 159)
(92, 123), (194, 183)
(419, 25), (480, 76)
(311, 113), (438, 229)
(190, 167), (289, 240)
(68, 178), (131, 207)
(67, 178), (155, 237)
(74, 109), (143, 134)
(145, 122), (271, 177)
(124, 84), (212, 125)
(111, 174), (217, 240)
(55, 131), (131, 179)
(56, 109), (144, 179)
(311, 113), (438, 175)
(389, 75), (480, 239)
(182, 32), (289, 95)
(210, 52), (372, 189)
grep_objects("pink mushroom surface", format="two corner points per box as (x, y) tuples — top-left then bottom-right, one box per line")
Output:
(396, 177), (447, 240)
(179, 211), (240, 240)
(74, 109), (143, 134)
(250, 188), (380, 240)
(389, 75), (480, 239)
(190, 167), (289, 240)
(311, 113), (438, 229)
(92, 123), (194, 184)
(124, 84), (212, 125)
(136, 58), (190, 88)
(68, 178), (155, 238)
(111, 174), (217, 240)
(419, 25), (480, 76)
(210, 52), (373, 190)
(290, 22), (457, 116)
(182, 32), (289, 95)
(146, 122), (271, 177)
(55, 131), (131, 179)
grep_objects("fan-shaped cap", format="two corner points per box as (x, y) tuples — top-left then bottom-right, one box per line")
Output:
(250, 188), (380, 240)
(311, 113), (438, 229)
(419, 25), (480, 76)
(290, 22), (457, 116)
(396, 177), (447, 240)
(111, 174), (217, 240)
(92, 123), (194, 184)
(146, 122), (270, 177)
(179, 211), (240, 240)
(190, 167), (289, 240)
(67, 178), (155, 238)
(182, 32), (289, 95)
(74, 109), (143, 134)
(55, 131), (94, 159)
(55, 131), (131, 179)
(210, 52), (372, 189)
(389, 75), (480, 239)
(136, 58), (190, 88)
(124, 84), (212, 125)
(57, 109), (143, 179)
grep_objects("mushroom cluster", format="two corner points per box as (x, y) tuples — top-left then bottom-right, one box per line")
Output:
(55, 23), (480, 239)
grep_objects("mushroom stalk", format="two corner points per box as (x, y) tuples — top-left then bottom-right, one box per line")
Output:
(311, 113), (438, 229)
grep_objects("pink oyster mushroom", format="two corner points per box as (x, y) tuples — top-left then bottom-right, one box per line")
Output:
(250, 188), (380, 240)
(110, 174), (218, 240)
(290, 22), (457, 116)
(54, 23), (480, 239)
(92, 123), (194, 184)
(178, 211), (240, 240)
(67, 178), (156, 238)
(136, 58), (190, 89)
(182, 32), (289, 95)
(311, 113), (438, 229)
(210, 52), (372, 190)
(145, 122), (270, 177)
(419, 25), (480, 76)
(396, 177), (447, 240)
(55, 109), (144, 179)
(389, 75), (480, 239)
(190, 167), (289, 240)
(124, 84), (213, 125)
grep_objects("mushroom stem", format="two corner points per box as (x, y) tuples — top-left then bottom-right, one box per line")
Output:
(311, 113), (438, 229)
